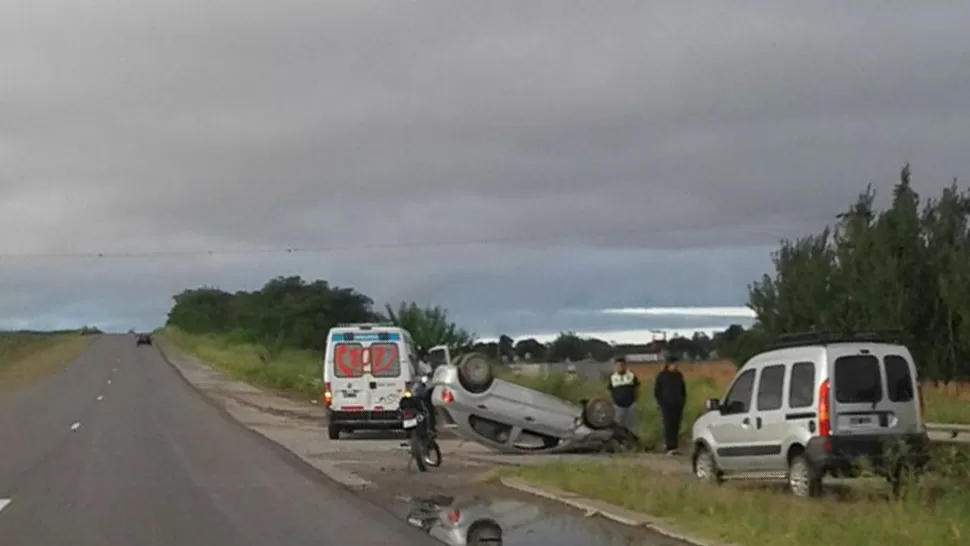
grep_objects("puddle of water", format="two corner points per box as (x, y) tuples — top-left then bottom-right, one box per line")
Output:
(404, 494), (689, 546)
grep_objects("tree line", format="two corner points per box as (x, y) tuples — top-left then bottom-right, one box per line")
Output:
(165, 275), (734, 362)
(720, 164), (970, 383)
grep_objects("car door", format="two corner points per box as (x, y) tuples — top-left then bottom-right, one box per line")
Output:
(749, 363), (788, 472)
(709, 368), (758, 471)
(331, 341), (368, 412)
(367, 341), (404, 412)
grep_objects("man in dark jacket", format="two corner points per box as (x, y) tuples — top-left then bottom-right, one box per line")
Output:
(653, 356), (687, 455)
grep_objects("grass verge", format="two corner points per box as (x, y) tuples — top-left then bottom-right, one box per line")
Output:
(509, 446), (970, 546)
(158, 327), (321, 400)
(0, 332), (94, 391)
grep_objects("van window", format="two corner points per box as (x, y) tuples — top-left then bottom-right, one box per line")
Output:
(788, 361), (816, 408)
(756, 365), (785, 411)
(722, 369), (756, 414)
(833, 355), (882, 403)
(884, 355), (915, 402)
(370, 343), (401, 378)
(334, 343), (364, 378)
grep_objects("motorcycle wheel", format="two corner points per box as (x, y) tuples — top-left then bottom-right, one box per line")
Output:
(424, 438), (442, 468)
(409, 433), (428, 472)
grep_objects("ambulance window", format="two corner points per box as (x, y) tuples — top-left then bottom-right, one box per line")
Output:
(370, 343), (401, 377)
(334, 343), (364, 378)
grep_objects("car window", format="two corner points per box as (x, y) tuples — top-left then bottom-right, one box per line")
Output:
(833, 354), (882, 403)
(369, 343), (401, 378)
(788, 361), (816, 408)
(756, 365), (785, 411)
(884, 355), (915, 402)
(722, 369), (756, 414)
(333, 343), (364, 378)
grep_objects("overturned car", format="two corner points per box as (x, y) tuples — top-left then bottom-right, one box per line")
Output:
(428, 347), (638, 454)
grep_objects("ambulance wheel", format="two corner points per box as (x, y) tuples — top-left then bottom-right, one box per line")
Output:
(457, 353), (493, 394)
(328, 424), (341, 440)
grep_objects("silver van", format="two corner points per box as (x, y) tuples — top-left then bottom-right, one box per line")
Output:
(691, 332), (930, 497)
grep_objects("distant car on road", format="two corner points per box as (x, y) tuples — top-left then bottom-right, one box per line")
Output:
(429, 347), (622, 454)
(136, 334), (152, 346)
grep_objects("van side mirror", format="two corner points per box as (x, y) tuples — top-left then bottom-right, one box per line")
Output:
(704, 398), (720, 411)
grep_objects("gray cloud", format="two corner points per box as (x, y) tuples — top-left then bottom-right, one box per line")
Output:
(2, 1), (969, 334)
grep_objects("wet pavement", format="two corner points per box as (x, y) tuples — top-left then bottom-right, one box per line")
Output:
(390, 486), (691, 546)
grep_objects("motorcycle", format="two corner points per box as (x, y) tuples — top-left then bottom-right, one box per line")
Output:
(398, 381), (442, 472)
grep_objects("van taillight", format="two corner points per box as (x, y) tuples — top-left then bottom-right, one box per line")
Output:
(323, 382), (332, 406)
(818, 379), (831, 437)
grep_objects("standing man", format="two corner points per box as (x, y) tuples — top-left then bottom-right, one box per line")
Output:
(607, 356), (640, 432)
(654, 355), (687, 455)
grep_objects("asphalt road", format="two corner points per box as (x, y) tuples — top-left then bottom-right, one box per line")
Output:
(0, 334), (438, 546)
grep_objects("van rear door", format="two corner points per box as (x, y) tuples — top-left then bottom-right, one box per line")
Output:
(367, 340), (407, 411)
(330, 338), (369, 412)
(829, 345), (920, 436)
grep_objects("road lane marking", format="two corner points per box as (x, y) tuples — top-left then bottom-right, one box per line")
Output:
(112, 368), (118, 372)
(97, 395), (104, 401)
(70, 422), (81, 431)
(107, 380), (111, 385)
(0, 499), (10, 514)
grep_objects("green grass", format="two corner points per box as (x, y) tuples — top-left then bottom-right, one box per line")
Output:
(510, 445), (970, 546)
(158, 327), (322, 400)
(922, 387), (970, 424)
(0, 332), (94, 391)
(505, 371), (721, 450)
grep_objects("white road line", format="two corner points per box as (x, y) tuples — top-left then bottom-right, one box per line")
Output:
(70, 422), (81, 431)
(112, 368), (118, 372)
(0, 499), (10, 514)
(96, 395), (104, 401)
(107, 380), (111, 385)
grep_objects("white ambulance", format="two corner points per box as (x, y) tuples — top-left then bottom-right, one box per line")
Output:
(322, 323), (427, 440)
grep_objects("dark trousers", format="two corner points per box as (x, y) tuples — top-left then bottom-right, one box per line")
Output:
(660, 404), (684, 450)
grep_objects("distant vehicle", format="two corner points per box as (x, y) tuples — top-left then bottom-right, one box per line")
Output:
(691, 331), (930, 498)
(429, 347), (621, 454)
(136, 334), (152, 346)
(322, 323), (429, 440)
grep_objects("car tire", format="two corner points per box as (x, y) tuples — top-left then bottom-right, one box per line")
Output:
(327, 425), (341, 440)
(456, 353), (493, 393)
(582, 397), (615, 429)
(788, 453), (823, 498)
(693, 446), (723, 485)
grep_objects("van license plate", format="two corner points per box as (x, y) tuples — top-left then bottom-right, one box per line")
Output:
(839, 415), (876, 429)
(402, 418), (418, 429)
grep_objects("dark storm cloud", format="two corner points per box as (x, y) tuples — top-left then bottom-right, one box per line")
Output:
(2, 1), (969, 332)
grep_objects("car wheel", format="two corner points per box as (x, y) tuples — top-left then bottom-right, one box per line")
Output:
(582, 397), (615, 429)
(693, 446), (723, 485)
(457, 353), (493, 393)
(327, 425), (341, 440)
(788, 453), (822, 498)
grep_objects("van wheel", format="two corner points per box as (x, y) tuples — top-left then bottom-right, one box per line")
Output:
(788, 453), (822, 497)
(693, 446), (723, 485)
(327, 425), (341, 440)
(457, 353), (493, 393)
(582, 398), (615, 429)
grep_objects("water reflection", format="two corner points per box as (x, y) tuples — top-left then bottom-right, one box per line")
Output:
(405, 494), (688, 546)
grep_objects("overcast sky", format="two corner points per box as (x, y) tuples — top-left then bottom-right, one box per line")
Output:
(2, 1), (968, 339)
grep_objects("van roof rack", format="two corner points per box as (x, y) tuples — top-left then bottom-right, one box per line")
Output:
(766, 330), (909, 351)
